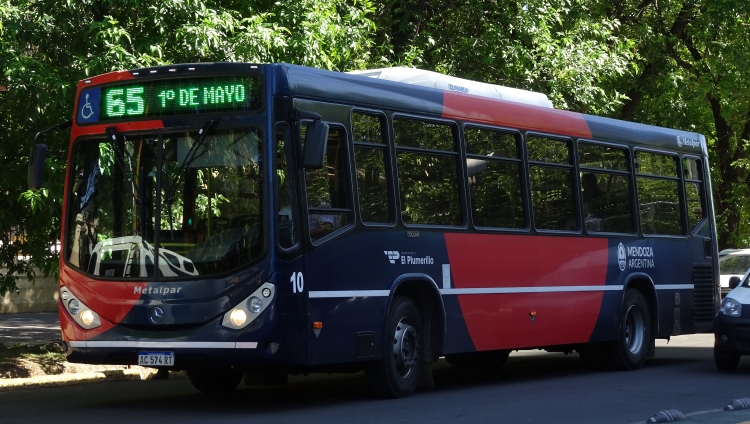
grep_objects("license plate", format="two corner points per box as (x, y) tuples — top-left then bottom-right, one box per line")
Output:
(138, 351), (174, 367)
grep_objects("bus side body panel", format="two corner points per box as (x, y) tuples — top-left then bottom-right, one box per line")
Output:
(301, 229), (709, 365)
(444, 233), (608, 350)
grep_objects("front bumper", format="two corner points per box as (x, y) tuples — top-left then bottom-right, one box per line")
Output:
(65, 339), (262, 369)
(714, 313), (750, 355)
(62, 304), (300, 369)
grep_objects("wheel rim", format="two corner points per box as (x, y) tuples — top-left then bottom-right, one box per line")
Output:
(392, 317), (418, 378)
(624, 304), (645, 355)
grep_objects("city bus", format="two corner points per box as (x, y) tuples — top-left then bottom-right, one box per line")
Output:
(28, 62), (719, 398)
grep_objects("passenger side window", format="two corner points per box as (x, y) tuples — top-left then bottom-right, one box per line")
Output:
(635, 151), (682, 235)
(303, 126), (352, 242)
(393, 118), (461, 226)
(527, 135), (575, 231)
(578, 142), (633, 234)
(465, 127), (524, 229)
(352, 112), (392, 224)
(683, 157), (705, 232)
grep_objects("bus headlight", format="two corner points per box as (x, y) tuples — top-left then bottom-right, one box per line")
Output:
(80, 310), (95, 326)
(721, 298), (742, 317)
(68, 299), (80, 315)
(222, 282), (275, 330)
(60, 287), (101, 330)
(248, 297), (263, 314)
(229, 309), (248, 327)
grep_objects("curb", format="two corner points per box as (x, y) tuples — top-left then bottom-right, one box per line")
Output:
(0, 368), (175, 392)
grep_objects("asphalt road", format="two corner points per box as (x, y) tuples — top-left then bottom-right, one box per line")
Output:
(0, 313), (60, 345)
(4, 334), (750, 424)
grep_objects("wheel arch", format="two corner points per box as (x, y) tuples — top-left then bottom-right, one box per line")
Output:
(623, 273), (659, 338)
(386, 273), (447, 363)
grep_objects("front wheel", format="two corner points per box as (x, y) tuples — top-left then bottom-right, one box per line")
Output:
(714, 344), (740, 371)
(187, 367), (243, 394)
(366, 296), (423, 398)
(608, 289), (652, 370)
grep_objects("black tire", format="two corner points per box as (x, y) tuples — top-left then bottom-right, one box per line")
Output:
(714, 344), (740, 371)
(607, 289), (652, 370)
(187, 367), (243, 394)
(445, 350), (510, 371)
(366, 296), (423, 398)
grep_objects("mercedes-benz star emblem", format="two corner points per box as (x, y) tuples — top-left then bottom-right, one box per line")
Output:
(149, 307), (164, 324)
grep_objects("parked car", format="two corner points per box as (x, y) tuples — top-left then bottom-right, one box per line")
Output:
(714, 267), (750, 370)
(718, 248), (750, 297)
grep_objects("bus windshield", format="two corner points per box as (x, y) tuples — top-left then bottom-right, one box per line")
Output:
(65, 127), (264, 279)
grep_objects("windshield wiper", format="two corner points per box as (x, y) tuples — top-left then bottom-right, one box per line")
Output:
(163, 119), (218, 238)
(105, 127), (139, 206)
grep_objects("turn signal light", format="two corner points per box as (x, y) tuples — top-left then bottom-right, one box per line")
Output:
(313, 321), (323, 329)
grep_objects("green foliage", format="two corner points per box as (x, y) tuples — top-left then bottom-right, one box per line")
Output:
(605, 0), (750, 248)
(0, 0), (375, 294)
(2, 0), (750, 297)
(369, 0), (635, 114)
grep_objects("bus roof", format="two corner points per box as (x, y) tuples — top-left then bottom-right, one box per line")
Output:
(274, 63), (707, 156)
(346, 67), (554, 108)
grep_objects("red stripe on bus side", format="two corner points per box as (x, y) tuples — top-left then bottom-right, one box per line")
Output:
(444, 233), (608, 351)
(442, 91), (593, 139)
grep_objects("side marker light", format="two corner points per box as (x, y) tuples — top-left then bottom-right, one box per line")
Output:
(312, 321), (322, 338)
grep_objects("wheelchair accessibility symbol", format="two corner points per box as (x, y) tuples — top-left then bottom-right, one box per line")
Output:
(81, 94), (94, 119)
(77, 88), (100, 124)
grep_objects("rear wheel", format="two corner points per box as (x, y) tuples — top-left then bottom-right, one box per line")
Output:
(187, 367), (243, 394)
(607, 289), (652, 370)
(714, 344), (740, 371)
(366, 296), (422, 398)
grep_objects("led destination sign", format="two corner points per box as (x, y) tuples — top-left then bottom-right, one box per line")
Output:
(77, 76), (262, 124)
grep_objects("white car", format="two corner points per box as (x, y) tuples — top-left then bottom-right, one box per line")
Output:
(714, 267), (750, 370)
(718, 248), (750, 297)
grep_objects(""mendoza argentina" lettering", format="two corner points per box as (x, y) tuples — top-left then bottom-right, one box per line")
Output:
(627, 246), (655, 269)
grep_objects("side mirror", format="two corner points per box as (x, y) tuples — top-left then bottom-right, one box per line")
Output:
(28, 144), (48, 191)
(729, 276), (741, 290)
(302, 120), (329, 169)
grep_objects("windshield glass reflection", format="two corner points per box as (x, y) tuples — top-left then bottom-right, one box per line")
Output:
(66, 128), (264, 279)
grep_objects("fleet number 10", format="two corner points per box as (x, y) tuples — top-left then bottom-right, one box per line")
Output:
(291, 272), (304, 294)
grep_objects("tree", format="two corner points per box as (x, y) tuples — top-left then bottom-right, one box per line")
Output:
(606, 0), (750, 249)
(0, 0), (375, 295)
(368, 0), (635, 115)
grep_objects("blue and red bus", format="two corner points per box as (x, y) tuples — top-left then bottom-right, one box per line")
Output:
(29, 63), (719, 397)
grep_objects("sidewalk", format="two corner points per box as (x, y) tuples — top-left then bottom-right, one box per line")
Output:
(0, 312), (166, 391)
(0, 312), (60, 345)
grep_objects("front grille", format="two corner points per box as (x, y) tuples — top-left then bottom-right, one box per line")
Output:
(693, 264), (716, 324)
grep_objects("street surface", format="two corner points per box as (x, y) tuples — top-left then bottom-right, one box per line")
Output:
(4, 334), (750, 423)
(0, 313), (60, 345)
